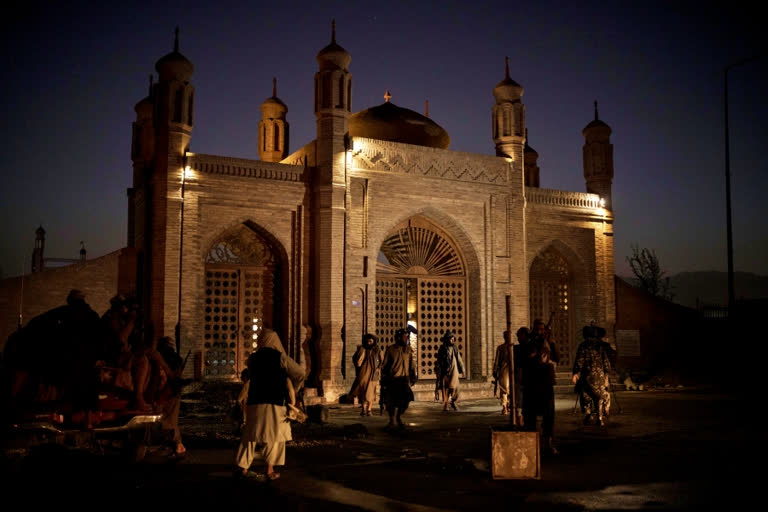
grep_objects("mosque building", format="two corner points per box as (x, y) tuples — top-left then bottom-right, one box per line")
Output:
(128, 24), (615, 400)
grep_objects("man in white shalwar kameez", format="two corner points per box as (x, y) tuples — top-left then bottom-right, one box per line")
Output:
(235, 329), (304, 480)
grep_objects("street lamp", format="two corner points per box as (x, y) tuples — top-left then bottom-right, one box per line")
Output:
(724, 55), (762, 315)
(175, 153), (189, 354)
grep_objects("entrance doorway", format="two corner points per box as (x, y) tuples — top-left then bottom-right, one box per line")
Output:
(375, 218), (467, 379)
(203, 225), (281, 378)
(529, 246), (572, 366)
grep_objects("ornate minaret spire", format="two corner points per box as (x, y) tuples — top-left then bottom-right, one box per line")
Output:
(492, 56), (525, 161)
(425, 99), (429, 117)
(582, 100), (614, 209)
(384, 90), (392, 102)
(174, 26), (179, 52)
(259, 77), (289, 162)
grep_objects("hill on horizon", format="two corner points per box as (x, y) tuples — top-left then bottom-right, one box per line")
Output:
(617, 271), (768, 309)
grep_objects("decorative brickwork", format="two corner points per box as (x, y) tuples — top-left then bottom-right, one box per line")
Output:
(350, 138), (508, 184)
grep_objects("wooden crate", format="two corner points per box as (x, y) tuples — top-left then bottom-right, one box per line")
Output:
(490, 428), (541, 479)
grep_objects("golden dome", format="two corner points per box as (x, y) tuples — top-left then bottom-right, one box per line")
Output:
(349, 98), (450, 149)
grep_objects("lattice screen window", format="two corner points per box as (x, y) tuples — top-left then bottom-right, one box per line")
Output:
(241, 270), (264, 369)
(204, 224), (277, 378)
(418, 279), (465, 377)
(375, 278), (406, 355)
(529, 246), (571, 366)
(204, 269), (239, 377)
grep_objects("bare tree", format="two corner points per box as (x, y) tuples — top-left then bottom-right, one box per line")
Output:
(626, 244), (674, 300)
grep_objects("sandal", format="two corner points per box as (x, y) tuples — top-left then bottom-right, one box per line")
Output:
(266, 472), (280, 480)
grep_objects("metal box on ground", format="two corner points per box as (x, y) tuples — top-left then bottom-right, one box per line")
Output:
(490, 428), (541, 479)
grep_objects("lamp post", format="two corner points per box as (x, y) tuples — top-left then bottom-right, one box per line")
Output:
(175, 153), (188, 355)
(724, 55), (761, 315)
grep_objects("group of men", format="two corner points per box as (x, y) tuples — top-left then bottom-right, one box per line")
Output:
(2, 289), (187, 458)
(492, 318), (615, 455)
(345, 318), (613, 451)
(346, 326), (467, 429)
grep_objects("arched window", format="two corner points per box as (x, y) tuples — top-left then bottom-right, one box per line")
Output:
(347, 79), (352, 111)
(337, 76), (344, 108)
(173, 88), (183, 123)
(187, 91), (194, 126)
(274, 124), (280, 151)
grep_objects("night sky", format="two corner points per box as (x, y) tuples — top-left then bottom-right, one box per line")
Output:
(1, 1), (765, 281)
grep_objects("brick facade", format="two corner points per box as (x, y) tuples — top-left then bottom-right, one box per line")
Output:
(0, 28), (617, 404)
(0, 248), (136, 351)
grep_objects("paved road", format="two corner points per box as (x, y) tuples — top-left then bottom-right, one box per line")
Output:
(1, 388), (754, 511)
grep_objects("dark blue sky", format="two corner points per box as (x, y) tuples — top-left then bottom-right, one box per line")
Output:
(1, 1), (765, 281)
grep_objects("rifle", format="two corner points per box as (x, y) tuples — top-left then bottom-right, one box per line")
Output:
(545, 310), (555, 336)
(168, 350), (193, 395)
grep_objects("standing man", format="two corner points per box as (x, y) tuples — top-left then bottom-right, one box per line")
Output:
(492, 330), (514, 416)
(572, 325), (612, 426)
(521, 319), (559, 455)
(492, 327), (528, 425)
(235, 329), (305, 480)
(435, 331), (464, 411)
(380, 328), (418, 429)
(348, 333), (382, 417)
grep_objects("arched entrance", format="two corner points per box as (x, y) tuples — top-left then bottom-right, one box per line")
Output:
(375, 217), (467, 379)
(529, 246), (573, 366)
(203, 224), (283, 379)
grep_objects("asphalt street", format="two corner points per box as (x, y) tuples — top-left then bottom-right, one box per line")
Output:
(1, 386), (755, 511)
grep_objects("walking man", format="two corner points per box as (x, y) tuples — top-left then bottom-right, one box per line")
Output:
(572, 325), (612, 426)
(380, 328), (418, 429)
(521, 319), (559, 455)
(435, 331), (464, 411)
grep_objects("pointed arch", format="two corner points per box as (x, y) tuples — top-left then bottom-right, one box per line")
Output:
(201, 221), (290, 379)
(373, 212), (481, 381)
(528, 240), (588, 368)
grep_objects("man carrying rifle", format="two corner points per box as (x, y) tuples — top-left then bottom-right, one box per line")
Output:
(521, 318), (559, 455)
(572, 324), (615, 425)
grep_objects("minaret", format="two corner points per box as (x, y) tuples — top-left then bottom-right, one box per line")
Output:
(129, 75), (155, 251)
(312, 20), (352, 391)
(492, 56), (525, 162)
(314, 19), (352, 168)
(79, 241), (87, 261)
(144, 27), (196, 340)
(154, 27), (195, 159)
(258, 77), (289, 162)
(523, 128), (540, 187)
(582, 101), (614, 209)
(31, 225), (45, 273)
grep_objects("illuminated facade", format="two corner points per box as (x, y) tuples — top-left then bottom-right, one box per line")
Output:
(128, 27), (615, 401)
